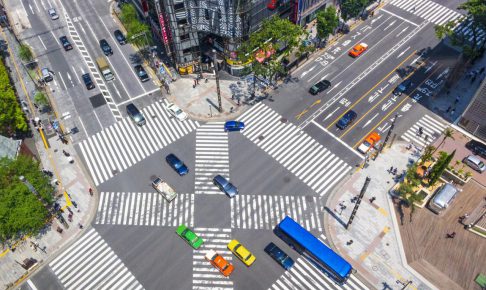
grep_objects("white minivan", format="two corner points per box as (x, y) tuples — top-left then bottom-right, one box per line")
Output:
(464, 155), (486, 173)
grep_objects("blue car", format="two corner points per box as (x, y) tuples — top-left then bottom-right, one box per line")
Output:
(213, 175), (238, 197)
(336, 110), (357, 130)
(264, 242), (294, 270)
(224, 121), (245, 132)
(166, 154), (189, 176)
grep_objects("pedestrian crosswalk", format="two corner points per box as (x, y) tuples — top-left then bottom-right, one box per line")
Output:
(95, 192), (194, 227)
(192, 228), (233, 290)
(78, 99), (200, 186)
(194, 122), (230, 195)
(400, 114), (447, 148)
(389, 0), (462, 25)
(238, 103), (352, 196)
(49, 228), (143, 290)
(230, 194), (323, 231)
(269, 256), (369, 290)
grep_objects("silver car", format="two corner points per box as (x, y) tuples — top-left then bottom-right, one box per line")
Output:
(464, 155), (485, 173)
(48, 8), (59, 20)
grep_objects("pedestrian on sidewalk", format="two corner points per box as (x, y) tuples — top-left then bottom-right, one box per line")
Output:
(424, 135), (429, 143)
(446, 105), (452, 113)
(369, 196), (376, 203)
(346, 240), (354, 245)
(451, 109), (455, 116)
(455, 96), (460, 104)
(389, 166), (394, 173)
(194, 79), (197, 87)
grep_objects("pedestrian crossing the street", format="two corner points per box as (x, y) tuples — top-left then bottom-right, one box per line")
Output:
(192, 228), (233, 290)
(238, 103), (352, 196)
(269, 256), (369, 290)
(95, 192), (194, 227)
(400, 115), (447, 148)
(49, 228), (144, 290)
(194, 122), (230, 195)
(230, 194), (323, 231)
(78, 99), (200, 186)
(389, 0), (462, 25)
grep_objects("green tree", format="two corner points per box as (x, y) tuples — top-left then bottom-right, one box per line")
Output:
(239, 16), (305, 85)
(0, 155), (54, 245)
(119, 3), (152, 48)
(420, 145), (436, 165)
(340, 0), (369, 21)
(434, 0), (486, 59)
(0, 59), (28, 136)
(433, 127), (454, 154)
(316, 6), (339, 43)
(34, 91), (49, 107)
(429, 150), (456, 186)
(18, 44), (33, 63)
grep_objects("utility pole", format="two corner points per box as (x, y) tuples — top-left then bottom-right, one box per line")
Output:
(213, 49), (223, 112)
(346, 177), (371, 229)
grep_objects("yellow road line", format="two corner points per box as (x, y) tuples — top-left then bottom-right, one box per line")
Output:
(352, 65), (442, 148)
(326, 51), (417, 130)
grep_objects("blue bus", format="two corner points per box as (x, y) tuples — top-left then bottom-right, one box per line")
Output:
(275, 216), (353, 284)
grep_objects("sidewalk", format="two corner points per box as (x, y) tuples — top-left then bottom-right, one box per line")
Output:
(0, 26), (97, 289)
(326, 142), (437, 290)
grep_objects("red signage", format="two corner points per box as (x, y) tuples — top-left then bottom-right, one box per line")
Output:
(158, 13), (170, 45)
(141, 0), (149, 17)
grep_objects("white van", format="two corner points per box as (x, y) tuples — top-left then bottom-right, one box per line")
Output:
(41, 68), (53, 82)
(464, 155), (485, 173)
(428, 183), (459, 214)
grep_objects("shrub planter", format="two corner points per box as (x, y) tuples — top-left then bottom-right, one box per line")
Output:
(442, 169), (471, 185)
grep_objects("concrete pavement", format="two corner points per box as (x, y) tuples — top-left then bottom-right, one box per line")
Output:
(0, 26), (97, 289)
(326, 142), (437, 290)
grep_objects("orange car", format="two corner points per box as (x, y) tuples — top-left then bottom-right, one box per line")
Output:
(349, 43), (368, 57)
(205, 250), (234, 276)
(358, 132), (381, 154)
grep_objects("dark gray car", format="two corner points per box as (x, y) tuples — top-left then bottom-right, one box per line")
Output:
(99, 39), (113, 56)
(213, 175), (238, 197)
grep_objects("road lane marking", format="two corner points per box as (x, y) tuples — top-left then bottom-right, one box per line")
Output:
(381, 8), (420, 26)
(397, 46), (410, 58)
(325, 50), (417, 130)
(37, 35), (47, 49)
(310, 120), (363, 159)
(352, 65), (443, 148)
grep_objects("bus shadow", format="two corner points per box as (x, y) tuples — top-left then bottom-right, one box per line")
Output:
(324, 206), (348, 228)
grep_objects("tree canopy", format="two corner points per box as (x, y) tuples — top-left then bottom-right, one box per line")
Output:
(316, 6), (339, 42)
(119, 3), (152, 48)
(0, 155), (54, 245)
(435, 0), (486, 59)
(18, 44), (33, 63)
(0, 58), (28, 136)
(340, 0), (370, 21)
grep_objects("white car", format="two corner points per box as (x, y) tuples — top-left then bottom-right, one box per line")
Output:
(48, 8), (59, 20)
(166, 103), (187, 121)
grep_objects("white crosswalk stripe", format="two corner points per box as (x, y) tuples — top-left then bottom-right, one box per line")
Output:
(238, 103), (352, 196)
(230, 194), (323, 231)
(78, 99), (200, 186)
(269, 255), (369, 290)
(193, 228), (233, 290)
(195, 122), (230, 195)
(400, 114), (447, 148)
(389, 0), (485, 45)
(49, 228), (144, 290)
(95, 192), (195, 227)
(389, 0), (463, 25)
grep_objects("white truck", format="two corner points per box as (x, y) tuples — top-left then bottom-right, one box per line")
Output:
(152, 177), (177, 202)
(96, 57), (114, 81)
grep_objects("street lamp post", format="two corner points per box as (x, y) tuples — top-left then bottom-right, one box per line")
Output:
(212, 49), (223, 113)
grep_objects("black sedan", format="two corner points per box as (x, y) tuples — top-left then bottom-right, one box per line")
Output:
(114, 30), (126, 45)
(82, 73), (95, 90)
(309, 80), (331, 95)
(59, 36), (72, 51)
(264, 242), (294, 270)
(135, 65), (149, 82)
(99, 39), (113, 56)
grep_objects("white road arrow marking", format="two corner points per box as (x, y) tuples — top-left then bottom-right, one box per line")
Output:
(67, 72), (72, 81)
(384, 20), (397, 31)
(396, 26), (409, 37)
(301, 65), (317, 77)
(326, 81), (342, 94)
(29, 4), (35, 14)
(397, 46), (410, 58)
(320, 73), (329, 81)
(324, 106), (340, 120)
(362, 113), (379, 128)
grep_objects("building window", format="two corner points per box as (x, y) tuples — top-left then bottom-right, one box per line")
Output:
(180, 33), (190, 41)
(205, 9), (210, 20)
(177, 18), (188, 25)
(174, 2), (185, 11)
(183, 48), (193, 54)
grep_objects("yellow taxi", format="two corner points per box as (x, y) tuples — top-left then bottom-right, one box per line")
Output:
(348, 42), (368, 57)
(227, 239), (256, 266)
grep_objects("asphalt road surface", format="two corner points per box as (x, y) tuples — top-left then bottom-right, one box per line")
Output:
(20, 0), (471, 289)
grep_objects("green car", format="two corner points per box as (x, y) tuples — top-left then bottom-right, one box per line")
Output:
(176, 224), (204, 249)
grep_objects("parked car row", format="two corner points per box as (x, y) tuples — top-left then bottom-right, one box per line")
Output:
(175, 224), (294, 276)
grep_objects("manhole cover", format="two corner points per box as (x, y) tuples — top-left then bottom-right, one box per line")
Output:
(89, 93), (106, 108)
(258, 135), (265, 141)
(280, 118), (287, 123)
